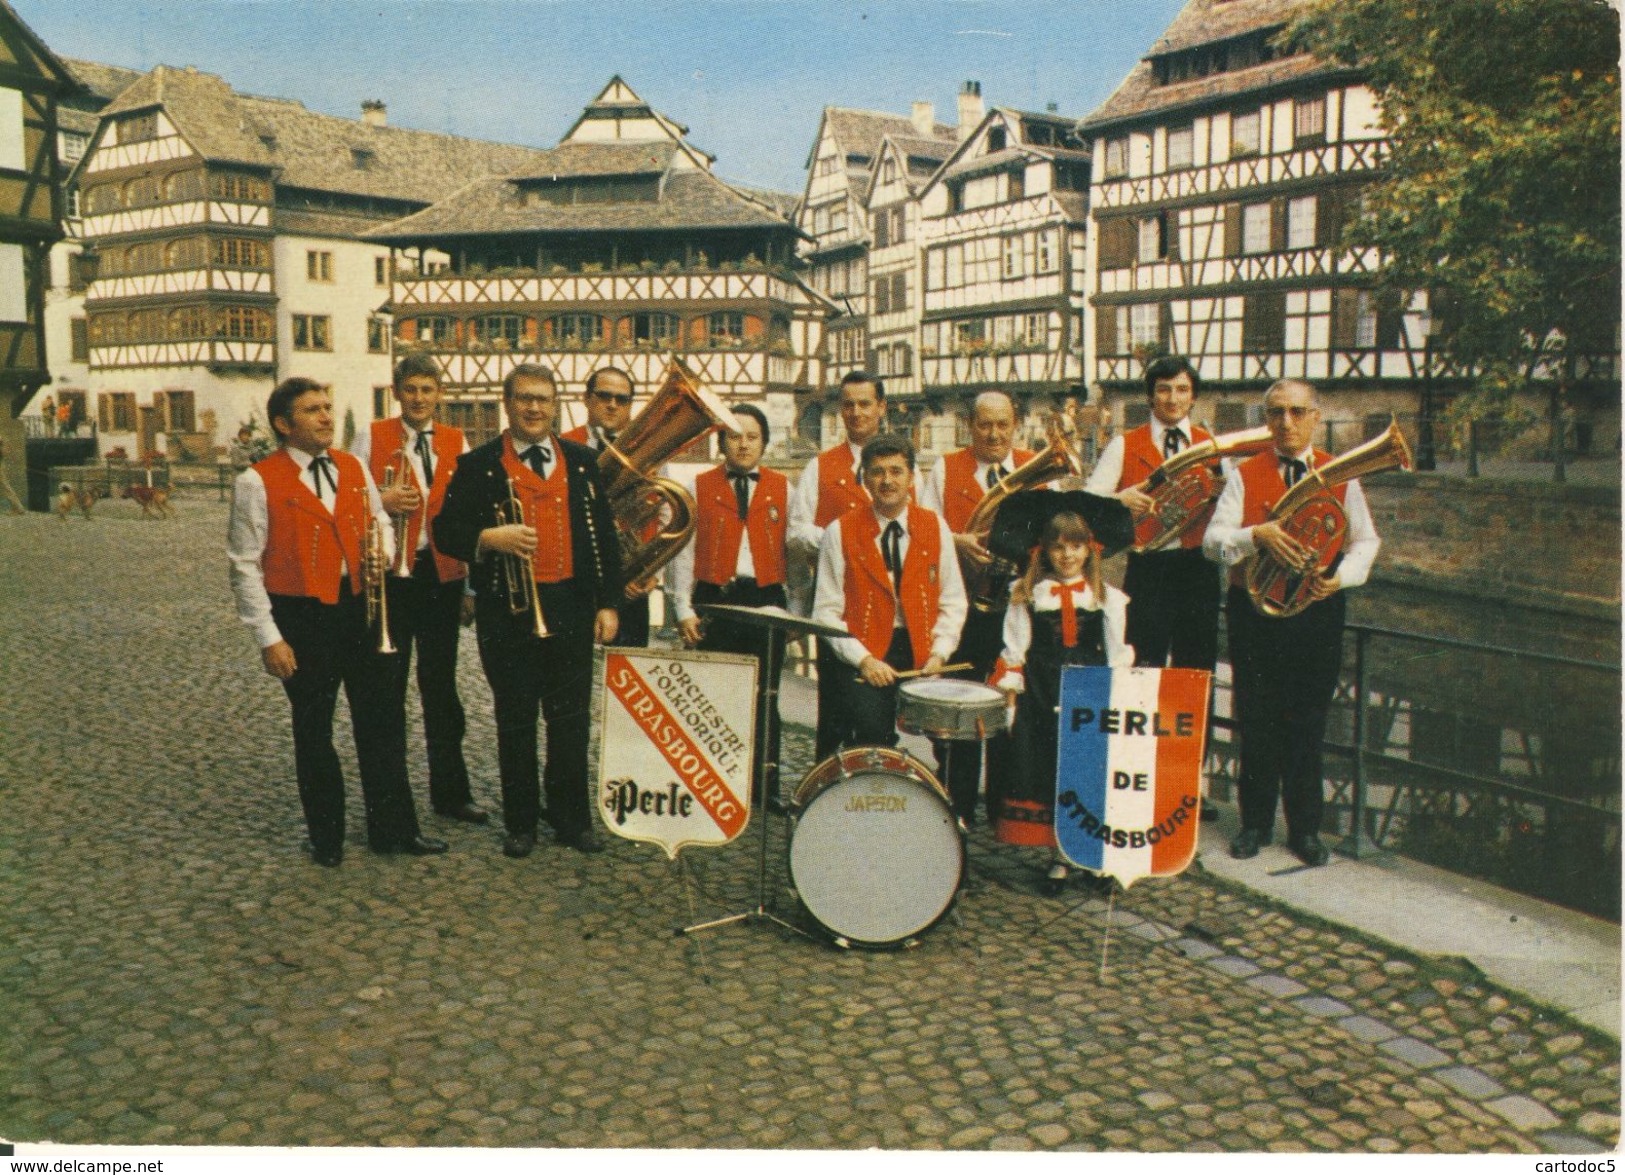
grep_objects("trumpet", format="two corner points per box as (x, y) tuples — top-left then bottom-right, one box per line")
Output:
(494, 484), (550, 640)
(380, 448), (418, 577)
(363, 517), (398, 654)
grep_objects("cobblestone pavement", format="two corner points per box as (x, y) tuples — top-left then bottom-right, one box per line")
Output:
(1, 500), (1618, 1152)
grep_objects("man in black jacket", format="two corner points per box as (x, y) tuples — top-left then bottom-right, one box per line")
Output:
(434, 363), (622, 858)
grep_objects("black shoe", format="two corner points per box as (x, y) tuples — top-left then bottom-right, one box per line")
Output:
(1229, 828), (1270, 860)
(1289, 835), (1329, 867)
(375, 834), (447, 856)
(1042, 862), (1070, 898)
(434, 803), (489, 825)
(557, 827), (606, 855)
(766, 795), (788, 816)
(309, 845), (342, 868)
(1200, 800), (1220, 823)
(502, 831), (536, 859)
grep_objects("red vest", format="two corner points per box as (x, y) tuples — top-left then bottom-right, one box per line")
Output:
(938, 446), (1035, 534)
(1120, 421), (1215, 551)
(1234, 448), (1348, 585)
(368, 417), (466, 583)
(499, 434), (574, 583)
(560, 425), (590, 446)
(840, 503), (943, 669)
(691, 464), (789, 587)
(256, 448), (369, 603)
(813, 443), (871, 529)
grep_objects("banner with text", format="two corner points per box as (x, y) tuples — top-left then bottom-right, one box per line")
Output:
(595, 648), (758, 859)
(1054, 666), (1209, 887)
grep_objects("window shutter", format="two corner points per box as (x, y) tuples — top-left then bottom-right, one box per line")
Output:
(1377, 289), (1404, 349)
(1243, 291), (1286, 353)
(98, 395), (113, 432)
(70, 318), (88, 362)
(1330, 289), (1359, 349)
(1160, 302), (1175, 349)
(1163, 212), (1180, 262)
(1098, 217), (1134, 269)
(1270, 198), (1288, 252)
(1223, 203), (1242, 257)
(1095, 304), (1118, 356)
(1318, 188), (1344, 248)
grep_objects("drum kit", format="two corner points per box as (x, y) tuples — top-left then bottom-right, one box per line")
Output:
(688, 604), (1008, 951)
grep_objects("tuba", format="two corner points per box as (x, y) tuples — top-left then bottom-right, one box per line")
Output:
(1245, 420), (1411, 619)
(598, 358), (740, 596)
(1131, 425), (1276, 553)
(962, 417), (1082, 613)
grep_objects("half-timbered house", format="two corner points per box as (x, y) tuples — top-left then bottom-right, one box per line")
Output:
(368, 78), (830, 449)
(0, 1), (77, 431)
(794, 97), (961, 442)
(915, 104), (1092, 434)
(1083, 0), (1430, 443)
(69, 64), (548, 457)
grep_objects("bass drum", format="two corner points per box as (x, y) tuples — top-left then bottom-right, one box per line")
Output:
(787, 746), (965, 949)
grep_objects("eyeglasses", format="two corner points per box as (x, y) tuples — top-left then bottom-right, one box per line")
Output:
(1264, 405), (1315, 421)
(591, 391), (634, 407)
(509, 393), (555, 408)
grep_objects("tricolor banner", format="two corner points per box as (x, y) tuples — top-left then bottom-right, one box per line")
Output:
(1054, 666), (1210, 887)
(594, 648), (758, 859)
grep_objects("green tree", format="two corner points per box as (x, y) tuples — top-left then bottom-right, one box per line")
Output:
(1288, 0), (1620, 449)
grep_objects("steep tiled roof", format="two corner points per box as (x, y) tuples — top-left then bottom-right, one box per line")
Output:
(941, 142), (1090, 183)
(1082, 0), (1353, 131)
(1150, 0), (1317, 55)
(363, 168), (797, 241)
(97, 65), (552, 205)
(512, 140), (675, 181)
(62, 58), (143, 103)
(824, 108), (954, 155)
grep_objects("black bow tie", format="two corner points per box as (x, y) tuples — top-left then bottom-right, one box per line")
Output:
(525, 445), (551, 476)
(1282, 457), (1307, 487)
(309, 454), (335, 501)
(1164, 429), (1185, 457)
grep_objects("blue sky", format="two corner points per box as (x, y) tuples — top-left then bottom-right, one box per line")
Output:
(16, 0), (1185, 192)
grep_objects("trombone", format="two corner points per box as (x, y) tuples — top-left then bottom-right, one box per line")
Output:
(494, 485), (550, 640)
(363, 517), (399, 654)
(380, 448), (418, 577)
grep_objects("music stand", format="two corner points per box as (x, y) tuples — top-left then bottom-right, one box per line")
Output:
(679, 604), (851, 939)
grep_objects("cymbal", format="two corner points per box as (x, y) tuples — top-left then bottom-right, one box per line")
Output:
(696, 603), (851, 641)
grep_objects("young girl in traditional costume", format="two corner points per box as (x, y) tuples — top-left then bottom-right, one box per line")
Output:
(993, 508), (1134, 893)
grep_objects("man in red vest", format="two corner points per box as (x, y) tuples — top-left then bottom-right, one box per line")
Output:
(669, 404), (789, 804)
(228, 377), (445, 867)
(1088, 355), (1222, 821)
(561, 366), (654, 648)
(812, 434), (967, 749)
(351, 354), (483, 825)
(790, 372), (921, 759)
(1205, 379), (1381, 867)
(433, 364), (622, 859)
(920, 390), (1030, 823)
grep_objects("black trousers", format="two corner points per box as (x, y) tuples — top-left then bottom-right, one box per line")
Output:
(814, 639), (847, 762)
(385, 551), (472, 813)
(692, 578), (788, 800)
(933, 606), (1011, 823)
(475, 583), (596, 839)
(828, 628), (914, 750)
(1124, 547), (1222, 671)
(1226, 586), (1346, 842)
(269, 588), (420, 854)
(604, 593), (651, 648)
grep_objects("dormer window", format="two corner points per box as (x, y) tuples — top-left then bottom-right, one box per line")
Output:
(352, 147), (375, 170)
(987, 127), (1007, 153)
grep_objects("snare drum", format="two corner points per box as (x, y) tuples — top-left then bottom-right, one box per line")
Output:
(896, 678), (1008, 742)
(787, 747), (964, 949)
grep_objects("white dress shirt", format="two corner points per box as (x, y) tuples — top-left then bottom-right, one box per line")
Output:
(228, 446), (392, 649)
(351, 421), (469, 562)
(1085, 416), (1194, 497)
(811, 506), (967, 668)
(667, 465), (760, 624)
(996, 579), (1134, 691)
(1203, 447), (1381, 588)
(919, 453), (1017, 526)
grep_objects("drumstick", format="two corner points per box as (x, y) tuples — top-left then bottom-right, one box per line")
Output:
(853, 661), (974, 683)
